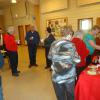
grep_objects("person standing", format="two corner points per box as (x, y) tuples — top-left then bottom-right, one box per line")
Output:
(3, 26), (20, 77)
(0, 50), (4, 100)
(44, 27), (55, 69)
(25, 25), (40, 68)
(48, 26), (80, 100)
(83, 25), (100, 66)
(0, 28), (3, 50)
(72, 30), (89, 80)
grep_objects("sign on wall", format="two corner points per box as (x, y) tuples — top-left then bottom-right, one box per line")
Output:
(46, 17), (68, 37)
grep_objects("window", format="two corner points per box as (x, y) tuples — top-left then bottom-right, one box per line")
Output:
(78, 18), (93, 32)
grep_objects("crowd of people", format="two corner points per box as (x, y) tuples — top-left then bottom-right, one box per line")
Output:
(0, 25), (100, 100)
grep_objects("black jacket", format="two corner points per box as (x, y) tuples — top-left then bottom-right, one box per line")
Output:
(44, 34), (55, 48)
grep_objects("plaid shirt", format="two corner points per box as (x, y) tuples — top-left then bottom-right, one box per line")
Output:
(48, 39), (80, 84)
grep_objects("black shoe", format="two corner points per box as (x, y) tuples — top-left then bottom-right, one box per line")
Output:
(12, 73), (19, 77)
(28, 64), (33, 68)
(33, 64), (38, 67)
(17, 71), (21, 73)
(45, 66), (50, 69)
(49, 68), (52, 71)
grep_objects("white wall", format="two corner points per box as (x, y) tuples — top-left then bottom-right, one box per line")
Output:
(40, 0), (100, 38)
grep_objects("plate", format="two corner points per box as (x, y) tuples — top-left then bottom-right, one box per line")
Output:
(0, 50), (7, 53)
(88, 65), (97, 69)
(87, 70), (97, 75)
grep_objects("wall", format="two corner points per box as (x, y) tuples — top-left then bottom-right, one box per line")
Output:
(3, 0), (40, 41)
(0, 15), (4, 29)
(34, 5), (40, 32)
(40, 0), (100, 38)
(40, 0), (68, 13)
(3, 0), (36, 27)
(0, 10), (4, 29)
(77, 0), (100, 6)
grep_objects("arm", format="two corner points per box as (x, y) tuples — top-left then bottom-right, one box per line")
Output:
(89, 40), (100, 50)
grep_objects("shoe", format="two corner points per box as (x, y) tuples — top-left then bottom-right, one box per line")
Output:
(49, 68), (52, 71)
(12, 73), (19, 77)
(33, 64), (38, 67)
(45, 66), (50, 69)
(17, 71), (21, 73)
(28, 64), (33, 68)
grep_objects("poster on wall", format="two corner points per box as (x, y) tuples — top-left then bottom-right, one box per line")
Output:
(46, 17), (68, 37)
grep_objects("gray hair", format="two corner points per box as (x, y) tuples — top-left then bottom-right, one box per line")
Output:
(74, 30), (84, 39)
(61, 26), (73, 36)
(6, 26), (15, 34)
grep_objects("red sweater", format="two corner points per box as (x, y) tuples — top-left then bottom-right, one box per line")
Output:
(72, 38), (89, 67)
(3, 33), (17, 52)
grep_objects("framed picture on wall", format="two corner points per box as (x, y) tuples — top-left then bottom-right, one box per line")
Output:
(46, 17), (68, 37)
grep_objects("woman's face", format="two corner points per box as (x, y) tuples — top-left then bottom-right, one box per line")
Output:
(0, 29), (2, 34)
(93, 29), (100, 35)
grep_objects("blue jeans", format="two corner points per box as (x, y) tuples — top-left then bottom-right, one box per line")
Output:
(0, 77), (3, 100)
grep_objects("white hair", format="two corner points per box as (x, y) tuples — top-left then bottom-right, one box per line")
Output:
(74, 30), (84, 39)
(7, 26), (15, 34)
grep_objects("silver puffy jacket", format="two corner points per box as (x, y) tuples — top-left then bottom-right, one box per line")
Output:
(48, 39), (80, 84)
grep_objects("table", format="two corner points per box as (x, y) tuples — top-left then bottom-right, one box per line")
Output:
(75, 67), (100, 100)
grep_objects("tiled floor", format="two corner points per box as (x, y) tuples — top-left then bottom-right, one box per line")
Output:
(2, 46), (56, 100)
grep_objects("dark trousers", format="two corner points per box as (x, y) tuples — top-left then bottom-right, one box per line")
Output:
(28, 45), (37, 65)
(7, 51), (18, 74)
(76, 66), (86, 80)
(45, 47), (52, 67)
(53, 81), (75, 100)
(86, 55), (92, 66)
(0, 77), (3, 100)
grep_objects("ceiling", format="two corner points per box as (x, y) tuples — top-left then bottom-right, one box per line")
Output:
(0, 0), (40, 9)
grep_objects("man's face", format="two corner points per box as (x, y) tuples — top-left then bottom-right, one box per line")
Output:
(30, 26), (35, 32)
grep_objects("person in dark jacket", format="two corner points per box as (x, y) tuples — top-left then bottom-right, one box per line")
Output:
(25, 25), (40, 68)
(44, 27), (55, 69)
(0, 51), (4, 100)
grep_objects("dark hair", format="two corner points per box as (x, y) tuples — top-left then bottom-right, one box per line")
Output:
(92, 25), (100, 30)
(46, 27), (51, 33)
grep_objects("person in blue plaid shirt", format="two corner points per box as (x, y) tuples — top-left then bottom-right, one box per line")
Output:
(48, 26), (80, 100)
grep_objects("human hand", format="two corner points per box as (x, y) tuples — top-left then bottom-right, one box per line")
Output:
(30, 36), (34, 40)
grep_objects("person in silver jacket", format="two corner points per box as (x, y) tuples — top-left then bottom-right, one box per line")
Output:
(48, 26), (80, 100)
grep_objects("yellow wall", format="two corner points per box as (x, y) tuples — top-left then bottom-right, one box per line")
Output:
(34, 5), (40, 32)
(3, 0), (40, 40)
(0, 15), (4, 29)
(78, 0), (100, 6)
(40, 0), (100, 38)
(40, 0), (68, 13)
(3, 0), (40, 30)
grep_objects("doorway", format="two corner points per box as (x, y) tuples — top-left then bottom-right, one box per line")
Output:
(18, 25), (25, 45)
(25, 25), (30, 33)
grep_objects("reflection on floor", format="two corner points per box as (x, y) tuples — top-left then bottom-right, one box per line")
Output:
(2, 46), (56, 100)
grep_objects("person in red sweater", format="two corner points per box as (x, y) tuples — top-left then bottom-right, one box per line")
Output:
(72, 30), (89, 80)
(3, 26), (20, 77)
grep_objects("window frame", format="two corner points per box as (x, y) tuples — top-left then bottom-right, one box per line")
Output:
(78, 18), (93, 31)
